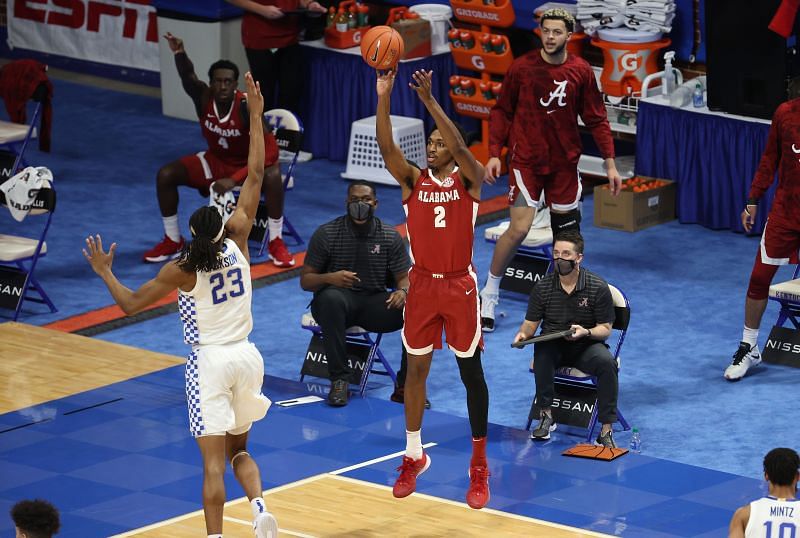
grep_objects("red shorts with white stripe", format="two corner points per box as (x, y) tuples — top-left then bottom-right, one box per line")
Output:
(747, 218), (800, 300)
(508, 165), (581, 211)
(180, 151), (249, 197)
(402, 267), (484, 358)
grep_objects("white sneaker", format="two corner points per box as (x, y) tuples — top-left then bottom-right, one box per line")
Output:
(479, 288), (499, 332)
(254, 511), (278, 538)
(724, 342), (761, 381)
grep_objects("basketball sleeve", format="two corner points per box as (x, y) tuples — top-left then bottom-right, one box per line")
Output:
(593, 283), (615, 325)
(525, 280), (546, 323)
(264, 131), (279, 167)
(489, 61), (519, 159)
(749, 103), (784, 201)
(578, 64), (615, 160)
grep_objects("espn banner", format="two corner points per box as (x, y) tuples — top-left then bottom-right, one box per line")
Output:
(7, 0), (159, 72)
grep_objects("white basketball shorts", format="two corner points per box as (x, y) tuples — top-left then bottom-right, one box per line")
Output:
(185, 339), (271, 437)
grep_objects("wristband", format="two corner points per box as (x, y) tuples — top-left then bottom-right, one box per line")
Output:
(746, 198), (758, 206)
(586, 328), (592, 338)
(399, 287), (408, 295)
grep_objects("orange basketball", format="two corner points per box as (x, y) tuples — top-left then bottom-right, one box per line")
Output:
(360, 26), (404, 70)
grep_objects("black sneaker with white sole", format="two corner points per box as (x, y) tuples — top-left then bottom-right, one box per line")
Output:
(595, 430), (616, 448)
(530, 413), (556, 440)
(479, 288), (498, 332)
(724, 342), (762, 381)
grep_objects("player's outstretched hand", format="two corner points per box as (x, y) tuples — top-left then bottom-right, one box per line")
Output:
(244, 72), (264, 116)
(163, 32), (184, 54)
(83, 234), (116, 276)
(409, 70), (434, 102)
(484, 157), (502, 184)
(376, 69), (396, 97)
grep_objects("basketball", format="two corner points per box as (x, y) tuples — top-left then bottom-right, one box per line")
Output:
(360, 26), (404, 70)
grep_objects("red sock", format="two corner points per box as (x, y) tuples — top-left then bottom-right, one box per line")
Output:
(471, 437), (487, 467)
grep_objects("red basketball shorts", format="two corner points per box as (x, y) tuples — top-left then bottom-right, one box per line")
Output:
(402, 267), (484, 358)
(508, 165), (581, 211)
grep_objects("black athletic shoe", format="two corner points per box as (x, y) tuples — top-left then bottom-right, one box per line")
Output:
(327, 379), (349, 407)
(595, 430), (617, 449)
(531, 413), (556, 440)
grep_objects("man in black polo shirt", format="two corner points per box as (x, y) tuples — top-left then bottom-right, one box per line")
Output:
(301, 180), (412, 407)
(512, 230), (619, 447)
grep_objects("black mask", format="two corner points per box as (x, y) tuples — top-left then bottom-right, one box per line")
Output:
(554, 257), (576, 276)
(348, 200), (374, 221)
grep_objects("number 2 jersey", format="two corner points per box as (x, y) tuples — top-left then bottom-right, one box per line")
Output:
(178, 239), (253, 346)
(745, 496), (800, 538)
(403, 167), (478, 274)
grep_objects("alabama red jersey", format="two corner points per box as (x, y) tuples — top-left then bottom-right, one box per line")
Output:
(489, 51), (614, 174)
(403, 168), (478, 273)
(749, 98), (800, 228)
(201, 89), (251, 167)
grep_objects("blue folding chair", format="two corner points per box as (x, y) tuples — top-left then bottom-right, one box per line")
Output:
(769, 265), (800, 330)
(0, 81), (47, 177)
(0, 173), (57, 320)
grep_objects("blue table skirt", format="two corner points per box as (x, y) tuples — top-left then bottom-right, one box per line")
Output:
(635, 100), (776, 234)
(296, 46), (469, 163)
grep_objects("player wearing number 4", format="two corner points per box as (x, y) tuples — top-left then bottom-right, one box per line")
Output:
(729, 448), (800, 538)
(85, 73), (279, 538)
(144, 32), (295, 269)
(376, 69), (491, 510)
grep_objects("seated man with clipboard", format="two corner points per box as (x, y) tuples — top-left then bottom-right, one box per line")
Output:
(511, 230), (619, 447)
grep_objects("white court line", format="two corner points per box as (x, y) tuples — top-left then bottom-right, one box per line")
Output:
(329, 474), (615, 538)
(329, 442), (437, 475)
(223, 515), (318, 538)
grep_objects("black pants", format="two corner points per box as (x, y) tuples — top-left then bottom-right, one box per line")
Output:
(533, 340), (618, 424)
(245, 44), (304, 115)
(311, 287), (407, 383)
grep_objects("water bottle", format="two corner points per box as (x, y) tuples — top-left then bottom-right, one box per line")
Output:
(692, 82), (704, 108)
(629, 428), (642, 453)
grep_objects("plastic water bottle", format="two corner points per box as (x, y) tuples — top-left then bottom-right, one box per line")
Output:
(629, 428), (642, 453)
(692, 83), (704, 108)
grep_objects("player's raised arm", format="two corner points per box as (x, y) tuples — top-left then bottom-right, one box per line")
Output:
(164, 33), (208, 115)
(410, 70), (483, 198)
(225, 72), (264, 254)
(376, 70), (420, 197)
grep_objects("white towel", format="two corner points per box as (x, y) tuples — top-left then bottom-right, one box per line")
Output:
(0, 166), (52, 222)
(209, 182), (237, 224)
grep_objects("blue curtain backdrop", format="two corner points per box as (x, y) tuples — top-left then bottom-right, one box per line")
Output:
(635, 101), (776, 233)
(297, 47), (471, 162)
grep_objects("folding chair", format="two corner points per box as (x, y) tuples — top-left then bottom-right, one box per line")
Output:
(769, 265), (800, 330)
(0, 174), (57, 320)
(526, 283), (632, 442)
(246, 108), (304, 257)
(299, 312), (397, 396)
(0, 60), (51, 177)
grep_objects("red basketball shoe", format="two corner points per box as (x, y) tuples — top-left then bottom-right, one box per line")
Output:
(466, 465), (490, 509)
(392, 452), (431, 498)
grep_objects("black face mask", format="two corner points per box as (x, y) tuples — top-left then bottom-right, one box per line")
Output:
(554, 257), (576, 276)
(347, 200), (374, 221)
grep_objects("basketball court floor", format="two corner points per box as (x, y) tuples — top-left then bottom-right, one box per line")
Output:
(0, 321), (762, 537)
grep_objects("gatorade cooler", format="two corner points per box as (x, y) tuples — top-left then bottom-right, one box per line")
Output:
(592, 28), (670, 97)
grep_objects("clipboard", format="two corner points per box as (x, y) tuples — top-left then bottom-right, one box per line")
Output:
(510, 328), (576, 348)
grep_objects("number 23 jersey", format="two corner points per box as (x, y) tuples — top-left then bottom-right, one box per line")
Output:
(178, 239), (253, 345)
(403, 167), (479, 274)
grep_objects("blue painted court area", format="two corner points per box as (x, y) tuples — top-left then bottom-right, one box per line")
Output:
(0, 372), (763, 537)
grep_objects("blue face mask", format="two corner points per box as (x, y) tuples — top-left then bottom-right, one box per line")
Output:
(348, 200), (374, 221)
(554, 257), (576, 276)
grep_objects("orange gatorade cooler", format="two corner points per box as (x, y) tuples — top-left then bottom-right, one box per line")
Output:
(592, 28), (670, 97)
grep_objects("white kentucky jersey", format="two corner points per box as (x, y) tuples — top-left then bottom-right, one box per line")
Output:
(178, 239), (252, 345)
(746, 496), (800, 538)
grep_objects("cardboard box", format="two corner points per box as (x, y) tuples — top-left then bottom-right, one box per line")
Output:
(593, 177), (676, 232)
(391, 18), (432, 59)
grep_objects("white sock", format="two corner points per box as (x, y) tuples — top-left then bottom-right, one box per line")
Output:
(405, 429), (423, 460)
(483, 272), (502, 295)
(250, 497), (267, 520)
(208, 534), (222, 538)
(742, 326), (759, 348)
(163, 214), (180, 242)
(268, 217), (283, 241)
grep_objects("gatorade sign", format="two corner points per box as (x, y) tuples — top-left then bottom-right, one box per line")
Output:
(619, 52), (643, 72)
(471, 55), (485, 70)
(353, 31), (362, 44)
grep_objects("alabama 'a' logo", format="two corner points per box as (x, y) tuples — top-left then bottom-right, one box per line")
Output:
(539, 80), (568, 107)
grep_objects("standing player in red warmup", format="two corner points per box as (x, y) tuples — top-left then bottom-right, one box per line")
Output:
(724, 96), (800, 381)
(479, 8), (622, 332)
(144, 33), (295, 268)
(376, 69), (491, 510)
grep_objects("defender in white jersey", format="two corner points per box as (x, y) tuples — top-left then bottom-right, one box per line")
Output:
(730, 448), (800, 538)
(84, 73), (278, 538)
